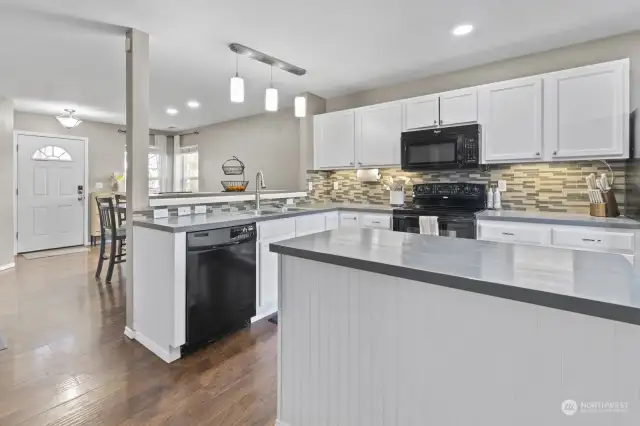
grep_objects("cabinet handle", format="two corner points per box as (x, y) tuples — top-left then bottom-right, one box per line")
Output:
(358, 162), (362, 165)
(582, 238), (602, 243)
(502, 232), (515, 236)
(552, 151), (557, 155)
(433, 120), (437, 125)
(349, 162), (354, 165)
(372, 221), (381, 224)
(439, 119), (443, 124)
(535, 152), (541, 156)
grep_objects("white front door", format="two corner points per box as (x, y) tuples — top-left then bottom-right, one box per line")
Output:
(17, 134), (86, 253)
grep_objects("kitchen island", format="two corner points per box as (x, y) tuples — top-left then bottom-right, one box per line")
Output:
(270, 228), (640, 425)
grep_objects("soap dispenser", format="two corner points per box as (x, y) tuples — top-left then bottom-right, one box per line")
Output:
(494, 186), (502, 210)
(487, 186), (494, 209)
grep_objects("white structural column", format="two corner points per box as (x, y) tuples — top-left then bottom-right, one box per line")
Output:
(125, 29), (150, 334)
(0, 97), (14, 270)
(298, 93), (326, 189)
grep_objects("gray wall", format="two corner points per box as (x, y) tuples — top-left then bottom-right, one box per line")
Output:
(14, 111), (126, 191)
(327, 31), (640, 119)
(0, 98), (14, 266)
(299, 93), (326, 188)
(182, 108), (300, 192)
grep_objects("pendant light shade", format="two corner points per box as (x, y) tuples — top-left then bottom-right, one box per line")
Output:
(265, 66), (278, 112)
(265, 88), (278, 112)
(294, 95), (306, 118)
(230, 76), (244, 103)
(56, 109), (82, 129)
(230, 54), (244, 103)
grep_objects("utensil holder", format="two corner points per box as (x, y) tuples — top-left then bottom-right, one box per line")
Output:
(590, 203), (606, 217)
(603, 191), (620, 217)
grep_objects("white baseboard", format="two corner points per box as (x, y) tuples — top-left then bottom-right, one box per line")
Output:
(135, 331), (181, 363)
(275, 420), (290, 426)
(123, 326), (136, 339)
(0, 262), (15, 272)
(251, 309), (277, 323)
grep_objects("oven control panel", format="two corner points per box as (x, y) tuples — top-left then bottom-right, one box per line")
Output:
(413, 183), (484, 198)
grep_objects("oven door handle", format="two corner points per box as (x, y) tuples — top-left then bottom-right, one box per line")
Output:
(393, 215), (419, 220)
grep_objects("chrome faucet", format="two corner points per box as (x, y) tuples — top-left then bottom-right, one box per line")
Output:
(255, 171), (267, 210)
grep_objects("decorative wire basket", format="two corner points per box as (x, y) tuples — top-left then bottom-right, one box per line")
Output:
(222, 156), (245, 176)
(221, 180), (249, 192)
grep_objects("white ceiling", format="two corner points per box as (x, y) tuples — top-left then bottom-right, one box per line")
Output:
(1, 0), (640, 130)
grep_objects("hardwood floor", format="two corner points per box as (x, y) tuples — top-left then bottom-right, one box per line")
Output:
(0, 249), (277, 426)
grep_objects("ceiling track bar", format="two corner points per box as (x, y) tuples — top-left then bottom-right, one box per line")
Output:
(229, 43), (306, 76)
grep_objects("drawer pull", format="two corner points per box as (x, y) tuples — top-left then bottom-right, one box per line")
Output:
(502, 232), (515, 236)
(582, 238), (602, 243)
(372, 221), (381, 224)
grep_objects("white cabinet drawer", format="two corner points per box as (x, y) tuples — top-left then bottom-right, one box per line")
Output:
(478, 222), (551, 246)
(361, 213), (391, 230)
(258, 218), (296, 241)
(339, 212), (360, 228)
(551, 227), (635, 254)
(325, 212), (340, 230)
(295, 214), (327, 237)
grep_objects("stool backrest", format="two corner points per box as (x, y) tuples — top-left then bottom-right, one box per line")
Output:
(114, 194), (127, 226)
(96, 196), (117, 235)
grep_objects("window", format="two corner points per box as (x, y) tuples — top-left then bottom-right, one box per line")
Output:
(32, 146), (72, 161)
(148, 149), (162, 193)
(176, 145), (199, 192)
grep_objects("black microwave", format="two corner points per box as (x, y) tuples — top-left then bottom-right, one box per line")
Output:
(401, 124), (480, 171)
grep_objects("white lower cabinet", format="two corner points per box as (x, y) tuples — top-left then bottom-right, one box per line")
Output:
(361, 213), (392, 230)
(295, 213), (327, 237)
(339, 212), (360, 228)
(325, 212), (340, 230)
(477, 220), (636, 264)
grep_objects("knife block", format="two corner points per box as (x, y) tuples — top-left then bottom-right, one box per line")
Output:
(604, 191), (620, 217)
(590, 203), (606, 217)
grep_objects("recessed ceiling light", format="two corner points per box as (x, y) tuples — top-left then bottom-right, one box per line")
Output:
(452, 24), (474, 36)
(187, 100), (200, 109)
(166, 108), (179, 116)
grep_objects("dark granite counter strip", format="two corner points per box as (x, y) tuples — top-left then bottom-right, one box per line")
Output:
(132, 203), (394, 233)
(476, 210), (640, 230)
(270, 228), (640, 326)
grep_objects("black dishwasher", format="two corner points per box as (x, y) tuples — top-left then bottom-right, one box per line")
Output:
(184, 224), (256, 353)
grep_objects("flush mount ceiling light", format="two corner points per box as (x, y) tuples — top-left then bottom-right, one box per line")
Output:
(265, 66), (278, 112)
(294, 95), (306, 118)
(230, 54), (245, 103)
(166, 107), (179, 116)
(55, 109), (82, 129)
(187, 100), (200, 109)
(452, 24), (474, 36)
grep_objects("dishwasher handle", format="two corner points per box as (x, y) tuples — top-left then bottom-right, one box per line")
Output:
(187, 240), (247, 253)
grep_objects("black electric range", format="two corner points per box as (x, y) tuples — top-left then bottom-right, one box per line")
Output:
(392, 183), (487, 239)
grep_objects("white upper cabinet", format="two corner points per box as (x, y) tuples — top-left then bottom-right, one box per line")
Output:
(402, 95), (439, 131)
(314, 110), (355, 169)
(544, 59), (629, 160)
(439, 88), (478, 126)
(355, 102), (402, 167)
(480, 76), (543, 163)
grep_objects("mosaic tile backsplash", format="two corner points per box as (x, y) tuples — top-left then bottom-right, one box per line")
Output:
(307, 161), (626, 214)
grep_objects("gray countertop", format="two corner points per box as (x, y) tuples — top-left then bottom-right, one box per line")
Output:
(132, 202), (394, 233)
(270, 228), (640, 326)
(476, 209), (640, 229)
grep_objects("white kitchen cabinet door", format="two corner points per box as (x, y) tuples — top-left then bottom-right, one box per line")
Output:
(339, 212), (360, 228)
(361, 213), (392, 230)
(257, 233), (294, 317)
(402, 95), (439, 131)
(355, 102), (402, 167)
(325, 212), (340, 230)
(480, 76), (543, 163)
(295, 213), (327, 237)
(439, 88), (478, 126)
(314, 110), (355, 169)
(544, 59), (629, 160)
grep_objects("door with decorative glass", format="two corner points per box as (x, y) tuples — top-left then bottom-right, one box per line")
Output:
(17, 134), (86, 253)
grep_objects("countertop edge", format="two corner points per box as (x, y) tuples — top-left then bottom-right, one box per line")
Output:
(270, 241), (640, 327)
(132, 205), (394, 233)
(476, 212), (640, 230)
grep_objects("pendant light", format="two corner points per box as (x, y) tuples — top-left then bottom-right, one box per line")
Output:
(265, 66), (278, 112)
(230, 54), (244, 103)
(56, 109), (82, 129)
(294, 95), (306, 118)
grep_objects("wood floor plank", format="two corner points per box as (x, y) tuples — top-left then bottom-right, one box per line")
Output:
(0, 249), (278, 426)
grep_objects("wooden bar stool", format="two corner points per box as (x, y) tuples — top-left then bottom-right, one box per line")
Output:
(95, 196), (126, 283)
